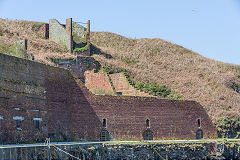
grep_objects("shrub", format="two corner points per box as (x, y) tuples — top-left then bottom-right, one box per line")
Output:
(135, 82), (145, 90)
(123, 71), (182, 99)
(73, 45), (88, 53)
(31, 23), (43, 32)
(216, 116), (240, 138)
(121, 57), (139, 65)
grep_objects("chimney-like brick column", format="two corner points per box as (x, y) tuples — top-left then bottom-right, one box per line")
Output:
(66, 18), (73, 53)
(87, 20), (90, 55)
(24, 39), (28, 51)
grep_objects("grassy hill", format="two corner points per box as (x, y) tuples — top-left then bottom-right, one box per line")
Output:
(90, 32), (240, 119)
(1, 19), (240, 136)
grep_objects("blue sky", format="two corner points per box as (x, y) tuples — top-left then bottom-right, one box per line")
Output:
(0, 0), (240, 64)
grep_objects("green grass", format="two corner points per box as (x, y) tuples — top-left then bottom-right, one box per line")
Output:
(73, 45), (88, 53)
(122, 71), (182, 100)
(31, 23), (44, 32)
(121, 57), (139, 65)
(0, 42), (32, 60)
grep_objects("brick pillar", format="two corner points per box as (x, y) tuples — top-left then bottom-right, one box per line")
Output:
(45, 24), (49, 39)
(24, 39), (28, 51)
(66, 18), (73, 53)
(87, 20), (91, 56)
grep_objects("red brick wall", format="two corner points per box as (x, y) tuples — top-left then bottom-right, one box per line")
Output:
(85, 70), (114, 95)
(0, 53), (217, 143)
(69, 82), (217, 140)
(0, 53), (73, 143)
(38, 24), (49, 39)
(110, 73), (152, 97)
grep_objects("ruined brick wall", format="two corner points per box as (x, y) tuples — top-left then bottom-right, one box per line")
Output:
(38, 24), (49, 39)
(49, 19), (71, 52)
(72, 21), (90, 56)
(85, 70), (115, 95)
(0, 53), (217, 143)
(56, 57), (98, 82)
(72, 22), (86, 43)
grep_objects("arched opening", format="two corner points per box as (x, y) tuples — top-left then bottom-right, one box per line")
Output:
(146, 119), (150, 128)
(196, 129), (203, 139)
(143, 118), (153, 140)
(103, 118), (106, 128)
(197, 118), (201, 128)
(100, 118), (111, 141)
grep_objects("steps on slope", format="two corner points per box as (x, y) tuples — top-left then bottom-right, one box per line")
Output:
(109, 73), (153, 97)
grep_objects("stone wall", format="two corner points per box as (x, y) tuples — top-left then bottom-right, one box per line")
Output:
(0, 53), (217, 144)
(72, 21), (90, 56)
(72, 22), (86, 43)
(49, 19), (71, 52)
(0, 141), (238, 159)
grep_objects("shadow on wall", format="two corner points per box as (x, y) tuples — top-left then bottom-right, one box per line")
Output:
(74, 42), (87, 49)
(0, 53), (104, 144)
(90, 44), (113, 59)
(44, 69), (103, 141)
(66, 74), (103, 141)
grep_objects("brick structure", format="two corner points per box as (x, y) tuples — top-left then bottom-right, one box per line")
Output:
(38, 24), (49, 39)
(110, 72), (153, 97)
(56, 57), (98, 82)
(85, 71), (153, 97)
(49, 19), (72, 53)
(85, 70), (115, 95)
(0, 53), (217, 144)
(48, 18), (90, 54)
(66, 18), (73, 53)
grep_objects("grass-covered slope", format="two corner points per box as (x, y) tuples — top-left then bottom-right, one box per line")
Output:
(90, 32), (240, 124)
(0, 18), (76, 65)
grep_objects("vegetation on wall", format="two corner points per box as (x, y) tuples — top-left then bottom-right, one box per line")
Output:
(31, 23), (44, 32)
(73, 44), (88, 53)
(123, 72), (182, 100)
(0, 42), (32, 60)
(99, 66), (182, 100)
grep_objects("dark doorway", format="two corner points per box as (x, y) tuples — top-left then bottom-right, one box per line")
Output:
(103, 119), (106, 128)
(100, 118), (111, 141)
(196, 129), (203, 139)
(143, 128), (153, 140)
(99, 128), (111, 141)
(146, 119), (150, 128)
(197, 118), (201, 128)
